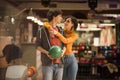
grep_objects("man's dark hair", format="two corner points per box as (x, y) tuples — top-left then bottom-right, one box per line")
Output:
(47, 8), (63, 21)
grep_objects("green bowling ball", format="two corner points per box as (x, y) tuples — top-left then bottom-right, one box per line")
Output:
(48, 46), (62, 59)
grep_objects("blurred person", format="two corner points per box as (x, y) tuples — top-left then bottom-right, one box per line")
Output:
(2, 39), (23, 64)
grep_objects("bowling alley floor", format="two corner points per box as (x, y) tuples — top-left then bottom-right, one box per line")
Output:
(76, 63), (120, 80)
(76, 71), (120, 80)
(76, 75), (120, 80)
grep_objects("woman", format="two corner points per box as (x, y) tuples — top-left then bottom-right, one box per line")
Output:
(53, 15), (78, 80)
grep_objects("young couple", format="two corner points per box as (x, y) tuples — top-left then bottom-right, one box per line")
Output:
(36, 8), (78, 80)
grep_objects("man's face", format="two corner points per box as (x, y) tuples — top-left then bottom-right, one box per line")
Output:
(54, 14), (63, 24)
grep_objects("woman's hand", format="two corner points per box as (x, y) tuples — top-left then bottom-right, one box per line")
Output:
(53, 30), (58, 35)
(61, 47), (66, 57)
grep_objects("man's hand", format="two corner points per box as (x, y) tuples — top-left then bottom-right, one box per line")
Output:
(47, 54), (54, 60)
(49, 30), (55, 38)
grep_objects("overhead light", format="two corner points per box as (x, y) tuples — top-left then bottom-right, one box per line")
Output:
(37, 21), (44, 25)
(98, 23), (115, 26)
(31, 17), (37, 21)
(33, 18), (43, 25)
(26, 8), (34, 20)
(11, 17), (15, 24)
(26, 8), (43, 25)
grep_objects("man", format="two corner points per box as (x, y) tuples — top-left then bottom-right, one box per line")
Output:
(36, 8), (64, 80)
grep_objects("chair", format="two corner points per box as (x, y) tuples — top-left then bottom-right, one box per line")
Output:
(5, 65), (28, 80)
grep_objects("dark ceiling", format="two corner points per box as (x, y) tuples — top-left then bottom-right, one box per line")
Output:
(5, 0), (120, 7)
(6, 0), (88, 6)
(5, 0), (120, 20)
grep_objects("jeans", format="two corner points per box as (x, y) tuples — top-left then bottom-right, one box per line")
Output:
(62, 54), (78, 80)
(42, 64), (63, 80)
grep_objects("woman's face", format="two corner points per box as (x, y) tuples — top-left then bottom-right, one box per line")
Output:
(64, 18), (74, 31)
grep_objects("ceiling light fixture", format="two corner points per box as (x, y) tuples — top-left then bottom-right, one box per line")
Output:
(26, 8), (34, 20)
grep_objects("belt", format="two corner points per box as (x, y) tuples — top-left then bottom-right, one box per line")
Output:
(64, 54), (74, 56)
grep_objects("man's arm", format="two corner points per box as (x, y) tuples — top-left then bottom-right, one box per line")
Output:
(37, 46), (53, 60)
(37, 46), (49, 55)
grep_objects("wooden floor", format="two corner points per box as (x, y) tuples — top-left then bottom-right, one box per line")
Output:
(76, 75), (119, 80)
